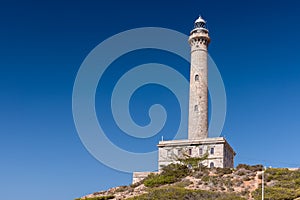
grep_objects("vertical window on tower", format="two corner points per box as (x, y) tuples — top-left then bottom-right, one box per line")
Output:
(195, 74), (199, 81)
(188, 148), (192, 156)
(210, 162), (214, 168)
(210, 147), (214, 155)
(194, 105), (198, 111)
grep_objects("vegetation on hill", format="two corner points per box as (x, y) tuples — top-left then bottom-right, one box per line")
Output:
(76, 163), (300, 200)
(143, 164), (190, 187)
(126, 186), (246, 200)
(252, 168), (300, 199)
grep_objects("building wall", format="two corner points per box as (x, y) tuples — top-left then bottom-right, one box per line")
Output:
(158, 139), (235, 170)
(223, 143), (235, 168)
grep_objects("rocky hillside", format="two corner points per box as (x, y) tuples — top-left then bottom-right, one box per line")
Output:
(76, 164), (300, 200)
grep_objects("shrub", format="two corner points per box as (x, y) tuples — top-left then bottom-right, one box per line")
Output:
(266, 168), (300, 181)
(236, 164), (263, 172)
(241, 189), (249, 196)
(115, 185), (129, 193)
(252, 168), (300, 200)
(174, 179), (192, 187)
(143, 173), (176, 187)
(177, 152), (209, 170)
(194, 171), (206, 179)
(243, 176), (251, 181)
(216, 167), (233, 176)
(201, 175), (210, 182)
(126, 186), (189, 199)
(295, 178), (300, 186)
(252, 187), (298, 200)
(236, 170), (247, 176)
(236, 164), (250, 170)
(258, 174), (262, 179)
(223, 178), (233, 188)
(126, 186), (247, 200)
(143, 163), (190, 187)
(130, 181), (142, 188)
(161, 163), (190, 177)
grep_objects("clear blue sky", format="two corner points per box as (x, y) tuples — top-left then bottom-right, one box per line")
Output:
(1, 0), (300, 199)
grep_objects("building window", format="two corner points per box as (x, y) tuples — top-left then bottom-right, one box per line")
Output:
(199, 148), (203, 155)
(210, 147), (214, 155)
(195, 74), (199, 81)
(167, 150), (172, 157)
(194, 105), (198, 111)
(188, 148), (192, 156)
(210, 162), (214, 168)
(177, 149), (182, 156)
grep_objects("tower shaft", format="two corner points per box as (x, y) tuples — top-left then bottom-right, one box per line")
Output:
(188, 17), (210, 140)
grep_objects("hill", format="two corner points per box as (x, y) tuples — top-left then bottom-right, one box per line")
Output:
(76, 164), (300, 200)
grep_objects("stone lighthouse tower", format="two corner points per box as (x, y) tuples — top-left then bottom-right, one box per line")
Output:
(188, 16), (210, 140)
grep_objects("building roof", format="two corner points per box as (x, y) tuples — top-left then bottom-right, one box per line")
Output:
(158, 137), (236, 155)
(195, 16), (206, 24)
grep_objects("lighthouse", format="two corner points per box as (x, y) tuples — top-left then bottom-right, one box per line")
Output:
(156, 16), (235, 171)
(188, 16), (210, 140)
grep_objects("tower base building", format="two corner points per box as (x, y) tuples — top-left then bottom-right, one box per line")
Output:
(158, 137), (235, 171)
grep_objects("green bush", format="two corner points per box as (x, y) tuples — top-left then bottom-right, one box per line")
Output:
(143, 174), (176, 187)
(243, 176), (251, 181)
(177, 152), (209, 170)
(236, 164), (263, 172)
(266, 168), (300, 181)
(201, 175), (210, 182)
(252, 168), (300, 200)
(173, 179), (192, 188)
(130, 181), (142, 188)
(115, 185), (129, 192)
(216, 167), (233, 176)
(295, 178), (300, 186)
(236, 170), (247, 176)
(126, 186), (246, 200)
(252, 187), (298, 200)
(160, 163), (190, 177)
(143, 163), (190, 187)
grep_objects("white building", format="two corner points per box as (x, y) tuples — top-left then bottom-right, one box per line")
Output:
(158, 137), (235, 170)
